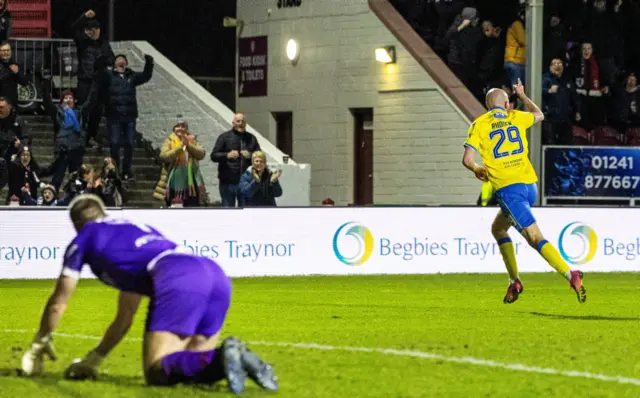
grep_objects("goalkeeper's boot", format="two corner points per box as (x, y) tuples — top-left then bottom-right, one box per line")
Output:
(239, 343), (278, 391)
(570, 270), (587, 303)
(503, 279), (523, 304)
(221, 336), (247, 394)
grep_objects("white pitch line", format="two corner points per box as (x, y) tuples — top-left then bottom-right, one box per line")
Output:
(3, 329), (640, 387)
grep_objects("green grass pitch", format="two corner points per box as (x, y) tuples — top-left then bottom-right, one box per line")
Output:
(1, 273), (639, 397)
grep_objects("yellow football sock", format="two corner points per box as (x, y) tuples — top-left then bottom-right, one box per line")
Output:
(537, 240), (571, 278)
(498, 237), (518, 281)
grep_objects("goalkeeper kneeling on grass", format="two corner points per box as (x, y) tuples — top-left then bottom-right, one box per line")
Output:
(20, 194), (277, 394)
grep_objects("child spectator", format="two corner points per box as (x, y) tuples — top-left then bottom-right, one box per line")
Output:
(22, 183), (58, 206)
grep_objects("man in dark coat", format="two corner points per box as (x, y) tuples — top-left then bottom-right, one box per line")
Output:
(99, 53), (153, 180)
(72, 9), (115, 148)
(210, 113), (261, 207)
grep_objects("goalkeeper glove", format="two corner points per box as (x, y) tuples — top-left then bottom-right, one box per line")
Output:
(64, 350), (105, 381)
(21, 333), (57, 376)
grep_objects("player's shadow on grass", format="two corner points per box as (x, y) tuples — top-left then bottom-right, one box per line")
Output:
(528, 311), (640, 321)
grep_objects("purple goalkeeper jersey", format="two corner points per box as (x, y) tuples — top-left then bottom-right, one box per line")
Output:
(61, 217), (180, 295)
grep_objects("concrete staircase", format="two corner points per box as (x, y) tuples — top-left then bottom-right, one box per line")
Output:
(1, 114), (163, 207)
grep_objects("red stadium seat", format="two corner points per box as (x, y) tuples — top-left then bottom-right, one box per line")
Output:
(571, 125), (591, 145)
(626, 127), (640, 146)
(592, 126), (621, 146)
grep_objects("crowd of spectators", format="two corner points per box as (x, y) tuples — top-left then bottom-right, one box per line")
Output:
(392, 0), (640, 147)
(0, 7), (284, 209)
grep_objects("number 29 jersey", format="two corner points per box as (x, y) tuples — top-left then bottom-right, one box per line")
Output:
(464, 107), (538, 191)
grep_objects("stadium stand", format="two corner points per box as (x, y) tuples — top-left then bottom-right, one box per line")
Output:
(389, 0), (640, 148)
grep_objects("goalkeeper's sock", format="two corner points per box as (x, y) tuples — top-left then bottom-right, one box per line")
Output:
(498, 237), (519, 282)
(159, 348), (223, 385)
(537, 240), (571, 280)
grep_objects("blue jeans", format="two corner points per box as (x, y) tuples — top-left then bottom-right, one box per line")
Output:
(504, 62), (525, 86)
(219, 183), (244, 208)
(108, 119), (136, 175)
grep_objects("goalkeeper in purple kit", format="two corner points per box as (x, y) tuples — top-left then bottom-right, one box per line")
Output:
(20, 194), (277, 394)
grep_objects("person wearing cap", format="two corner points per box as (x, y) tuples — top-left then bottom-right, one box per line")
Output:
(155, 121), (206, 207)
(445, 7), (483, 95)
(7, 144), (40, 205)
(71, 9), (115, 149)
(98, 52), (154, 180)
(41, 77), (98, 190)
(21, 183), (58, 207)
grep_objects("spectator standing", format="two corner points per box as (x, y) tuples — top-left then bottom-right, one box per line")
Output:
(445, 7), (483, 98)
(99, 53), (153, 180)
(544, 13), (568, 69)
(585, 0), (624, 88)
(542, 59), (576, 145)
(7, 145), (39, 205)
(239, 151), (282, 207)
(478, 20), (505, 98)
(71, 9), (115, 149)
(573, 42), (608, 130)
(610, 72), (640, 135)
(0, 98), (29, 163)
(211, 113), (260, 207)
(157, 121), (206, 207)
(504, 14), (526, 86)
(0, 42), (28, 107)
(433, 0), (465, 59)
(0, 0), (11, 42)
(41, 79), (97, 190)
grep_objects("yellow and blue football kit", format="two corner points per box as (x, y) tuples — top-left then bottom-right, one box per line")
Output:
(464, 106), (537, 232)
(465, 106), (575, 295)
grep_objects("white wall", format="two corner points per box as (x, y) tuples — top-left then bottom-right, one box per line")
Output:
(110, 41), (312, 206)
(236, 0), (478, 206)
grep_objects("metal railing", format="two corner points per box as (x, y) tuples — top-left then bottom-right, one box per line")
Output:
(9, 38), (78, 112)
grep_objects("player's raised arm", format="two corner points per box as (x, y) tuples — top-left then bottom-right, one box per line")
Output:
(513, 78), (544, 125)
(21, 274), (78, 376)
(65, 291), (142, 381)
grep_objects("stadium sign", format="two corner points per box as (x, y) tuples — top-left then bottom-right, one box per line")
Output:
(0, 207), (639, 279)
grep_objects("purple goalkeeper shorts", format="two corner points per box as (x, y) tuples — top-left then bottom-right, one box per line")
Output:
(145, 253), (232, 337)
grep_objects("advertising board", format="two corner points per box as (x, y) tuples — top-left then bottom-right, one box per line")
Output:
(0, 207), (638, 279)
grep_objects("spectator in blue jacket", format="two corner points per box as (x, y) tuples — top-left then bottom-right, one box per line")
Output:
(239, 151), (282, 207)
(42, 79), (98, 190)
(542, 58), (577, 145)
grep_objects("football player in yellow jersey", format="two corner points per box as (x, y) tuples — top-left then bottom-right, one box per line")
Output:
(462, 79), (586, 304)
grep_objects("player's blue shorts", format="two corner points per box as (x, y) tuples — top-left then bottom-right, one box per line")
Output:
(494, 183), (538, 233)
(146, 253), (232, 337)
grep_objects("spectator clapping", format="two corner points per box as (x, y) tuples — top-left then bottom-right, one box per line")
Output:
(239, 151), (282, 207)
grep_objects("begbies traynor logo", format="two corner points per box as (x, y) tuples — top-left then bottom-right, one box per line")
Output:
(558, 222), (598, 265)
(332, 222), (374, 265)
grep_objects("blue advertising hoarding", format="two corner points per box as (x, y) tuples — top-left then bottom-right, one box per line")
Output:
(544, 146), (640, 198)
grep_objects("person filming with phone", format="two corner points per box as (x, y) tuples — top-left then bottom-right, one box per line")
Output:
(239, 151), (282, 207)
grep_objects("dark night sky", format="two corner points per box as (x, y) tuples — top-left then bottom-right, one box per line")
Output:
(51, 0), (237, 77)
